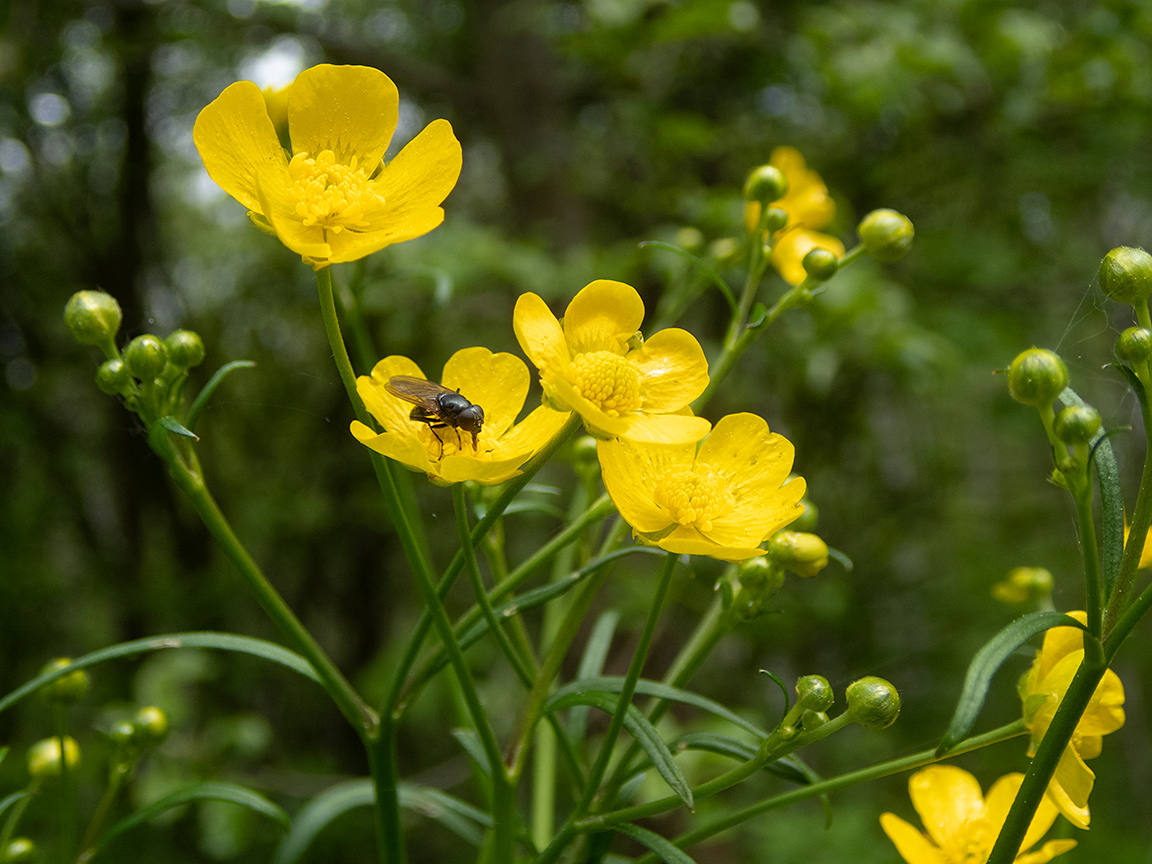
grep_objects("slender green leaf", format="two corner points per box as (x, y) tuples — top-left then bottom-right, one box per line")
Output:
(0, 790), (30, 821)
(186, 360), (256, 432)
(274, 779), (492, 863)
(639, 240), (737, 313)
(85, 782), (288, 862)
(569, 611), (620, 742)
(554, 676), (768, 739)
(546, 690), (694, 808)
(614, 822), (698, 864)
(0, 746), (6, 766)
(157, 414), (198, 440)
(937, 611), (1084, 755)
(759, 669), (789, 724)
(0, 632), (319, 715)
(1062, 385), (1124, 598)
(451, 728), (492, 776)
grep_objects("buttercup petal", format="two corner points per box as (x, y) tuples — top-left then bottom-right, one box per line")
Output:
(288, 64), (398, 171)
(985, 774), (1061, 854)
(619, 412), (711, 444)
(656, 531), (767, 562)
(372, 119), (463, 227)
(879, 813), (947, 864)
(255, 171), (331, 264)
(908, 766), (984, 852)
(563, 280), (645, 355)
(1052, 743), (1095, 812)
(325, 208), (446, 265)
(1015, 840), (1078, 864)
(514, 292), (570, 372)
(496, 404), (571, 457)
(630, 328), (709, 412)
(357, 356), (426, 435)
(441, 347), (530, 439)
(771, 228), (845, 286)
(597, 437), (691, 534)
(351, 422), (434, 475)
(194, 80), (288, 213)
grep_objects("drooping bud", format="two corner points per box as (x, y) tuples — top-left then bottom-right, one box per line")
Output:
(857, 209), (914, 262)
(1099, 246), (1152, 306)
(795, 674), (833, 712)
(767, 531), (829, 579)
(164, 330), (205, 370)
(743, 165), (789, 205)
(1116, 327), (1152, 363)
(1053, 404), (1102, 445)
(124, 335), (168, 381)
(64, 291), (121, 350)
(1007, 348), (1068, 407)
(991, 566), (1054, 604)
(39, 658), (89, 706)
(845, 677), (901, 729)
(763, 207), (790, 233)
(27, 736), (80, 780)
(802, 247), (839, 281)
(732, 556), (785, 621)
(95, 359), (132, 395)
(132, 706), (170, 748)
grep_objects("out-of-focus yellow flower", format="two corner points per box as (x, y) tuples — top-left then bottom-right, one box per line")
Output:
(744, 146), (845, 285)
(1123, 524), (1152, 570)
(1018, 611), (1125, 829)
(991, 566), (1054, 605)
(351, 347), (569, 485)
(880, 765), (1076, 864)
(513, 280), (710, 444)
(597, 413), (805, 561)
(194, 64), (462, 269)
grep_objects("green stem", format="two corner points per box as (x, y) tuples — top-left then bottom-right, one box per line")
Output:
(54, 710), (76, 864)
(987, 659), (1105, 864)
(78, 763), (130, 855)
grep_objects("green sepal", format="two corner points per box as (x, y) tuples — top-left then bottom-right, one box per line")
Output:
(157, 414), (198, 440)
(84, 782), (289, 861)
(1061, 384), (1125, 598)
(639, 240), (738, 314)
(760, 668), (790, 725)
(545, 690), (694, 809)
(0, 632), (320, 716)
(613, 822), (698, 864)
(273, 779), (493, 863)
(935, 611), (1084, 756)
(186, 360), (256, 432)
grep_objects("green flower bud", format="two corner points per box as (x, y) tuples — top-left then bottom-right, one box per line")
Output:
(39, 658), (89, 705)
(1116, 327), (1152, 363)
(763, 207), (790, 233)
(767, 531), (829, 579)
(1053, 404), (1102, 445)
(709, 237), (741, 263)
(732, 556), (785, 621)
(570, 435), (599, 467)
(3, 838), (37, 863)
(95, 359), (132, 395)
(164, 330), (205, 369)
(845, 677), (901, 729)
(795, 674), (833, 712)
(1007, 348), (1068, 407)
(27, 736), (80, 780)
(674, 226), (704, 251)
(802, 247), (839, 281)
(800, 709), (829, 730)
(743, 165), (788, 204)
(626, 331), (644, 352)
(64, 290), (122, 347)
(991, 566), (1054, 604)
(124, 335), (167, 381)
(790, 497), (818, 533)
(132, 706), (170, 747)
(1099, 246), (1152, 306)
(858, 209), (914, 262)
(108, 720), (135, 748)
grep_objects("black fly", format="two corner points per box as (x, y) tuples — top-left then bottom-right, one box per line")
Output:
(385, 375), (485, 458)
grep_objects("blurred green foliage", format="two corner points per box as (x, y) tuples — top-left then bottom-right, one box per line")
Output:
(3, 0), (1152, 860)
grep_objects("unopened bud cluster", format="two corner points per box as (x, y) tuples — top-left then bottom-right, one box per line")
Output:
(65, 290), (205, 426)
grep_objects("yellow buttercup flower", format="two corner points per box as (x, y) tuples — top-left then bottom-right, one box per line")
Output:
(597, 413), (805, 561)
(351, 347), (570, 486)
(513, 280), (710, 444)
(745, 146), (845, 285)
(1018, 611), (1125, 829)
(194, 64), (462, 269)
(880, 765), (1076, 864)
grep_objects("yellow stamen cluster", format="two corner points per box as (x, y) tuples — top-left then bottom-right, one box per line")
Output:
(569, 351), (641, 416)
(655, 466), (734, 532)
(287, 150), (383, 232)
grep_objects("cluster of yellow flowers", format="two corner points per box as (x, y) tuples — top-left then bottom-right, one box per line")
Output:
(195, 63), (807, 563)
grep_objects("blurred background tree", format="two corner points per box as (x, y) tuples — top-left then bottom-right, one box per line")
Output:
(2, 0), (1151, 860)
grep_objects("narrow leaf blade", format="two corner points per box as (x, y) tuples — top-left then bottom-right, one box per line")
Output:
(614, 822), (698, 864)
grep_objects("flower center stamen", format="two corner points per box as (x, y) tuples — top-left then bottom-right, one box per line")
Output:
(569, 351), (642, 416)
(287, 150), (385, 233)
(654, 466), (734, 533)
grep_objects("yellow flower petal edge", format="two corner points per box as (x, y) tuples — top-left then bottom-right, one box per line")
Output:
(880, 766), (1076, 864)
(513, 280), (709, 444)
(351, 348), (568, 485)
(597, 413), (805, 561)
(194, 64), (462, 269)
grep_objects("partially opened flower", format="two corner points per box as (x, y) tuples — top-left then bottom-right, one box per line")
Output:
(880, 765), (1076, 864)
(597, 413), (805, 561)
(1018, 611), (1125, 829)
(351, 347), (569, 485)
(745, 146), (845, 285)
(514, 280), (710, 444)
(194, 64), (462, 269)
